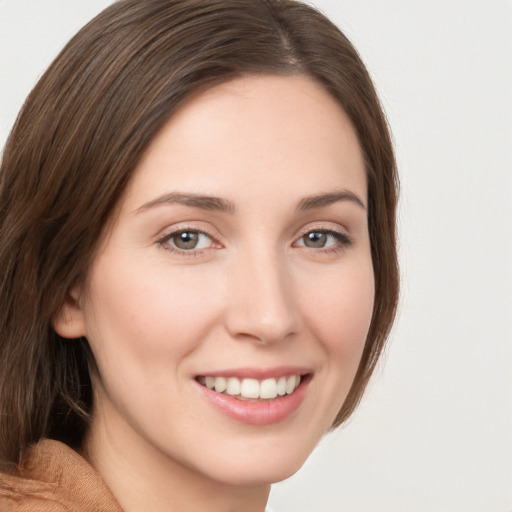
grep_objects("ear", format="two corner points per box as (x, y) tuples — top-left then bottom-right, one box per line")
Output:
(53, 286), (87, 339)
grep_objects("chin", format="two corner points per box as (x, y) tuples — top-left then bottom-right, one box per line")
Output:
(189, 433), (320, 487)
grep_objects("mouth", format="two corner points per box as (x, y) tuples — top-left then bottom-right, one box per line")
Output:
(195, 369), (312, 425)
(196, 374), (303, 401)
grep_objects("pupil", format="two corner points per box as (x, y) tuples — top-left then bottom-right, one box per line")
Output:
(305, 232), (326, 248)
(174, 232), (198, 249)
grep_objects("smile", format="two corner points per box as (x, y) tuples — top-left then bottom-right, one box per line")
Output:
(197, 375), (301, 401)
(195, 368), (312, 425)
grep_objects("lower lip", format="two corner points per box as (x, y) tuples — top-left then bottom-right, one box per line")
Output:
(196, 377), (310, 425)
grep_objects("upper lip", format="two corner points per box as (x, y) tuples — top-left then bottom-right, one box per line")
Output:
(195, 366), (312, 380)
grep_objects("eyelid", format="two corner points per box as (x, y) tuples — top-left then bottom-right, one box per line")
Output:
(295, 221), (351, 239)
(156, 224), (222, 256)
(293, 224), (354, 251)
(154, 221), (353, 257)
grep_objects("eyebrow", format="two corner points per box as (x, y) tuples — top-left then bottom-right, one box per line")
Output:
(296, 190), (366, 211)
(135, 189), (366, 215)
(135, 192), (236, 214)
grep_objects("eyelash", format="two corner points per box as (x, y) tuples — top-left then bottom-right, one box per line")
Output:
(157, 227), (217, 257)
(156, 226), (353, 256)
(294, 228), (353, 254)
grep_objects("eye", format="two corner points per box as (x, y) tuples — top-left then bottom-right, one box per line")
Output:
(160, 229), (214, 252)
(295, 229), (352, 250)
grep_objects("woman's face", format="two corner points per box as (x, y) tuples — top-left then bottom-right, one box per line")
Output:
(59, 75), (374, 488)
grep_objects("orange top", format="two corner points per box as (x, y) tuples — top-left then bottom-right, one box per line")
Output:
(0, 439), (122, 512)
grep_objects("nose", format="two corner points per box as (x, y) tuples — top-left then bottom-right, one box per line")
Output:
(224, 248), (299, 345)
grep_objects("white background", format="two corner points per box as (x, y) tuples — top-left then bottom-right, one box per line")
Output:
(1, 1), (511, 511)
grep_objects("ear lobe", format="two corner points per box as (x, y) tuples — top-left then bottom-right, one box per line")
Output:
(53, 287), (87, 339)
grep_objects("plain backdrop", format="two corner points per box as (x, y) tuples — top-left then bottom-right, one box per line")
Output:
(1, 1), (511, 511)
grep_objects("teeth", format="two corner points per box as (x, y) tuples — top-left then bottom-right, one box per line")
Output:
(214, 376), (227, 393)
(203, 375), (302, 400)
(226, 377), (241, 396)
(285, 375), (298, 394)
(260, 378), (278, 399)
(277, 376), (287, 396)
(240, 378), (260, 398)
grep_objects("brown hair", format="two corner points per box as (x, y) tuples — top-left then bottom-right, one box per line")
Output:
(0, 0), (398, 470)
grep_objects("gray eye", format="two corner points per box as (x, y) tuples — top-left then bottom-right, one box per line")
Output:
(302, 231), (328, 248)
(172, 232), (199, 250)
(167, 231), (212, 251)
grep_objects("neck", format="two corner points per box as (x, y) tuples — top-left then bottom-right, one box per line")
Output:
(81, 406), (270, 512)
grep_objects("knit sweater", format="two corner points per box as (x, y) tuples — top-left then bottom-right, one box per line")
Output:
(0, 439), (122, 511)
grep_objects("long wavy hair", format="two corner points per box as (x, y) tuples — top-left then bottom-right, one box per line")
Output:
(0, 0), (399, 470)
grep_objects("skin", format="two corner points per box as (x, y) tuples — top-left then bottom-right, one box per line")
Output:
(54, 74), (375, 512)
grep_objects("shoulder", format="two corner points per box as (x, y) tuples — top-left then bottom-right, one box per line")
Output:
(0, 439), (121, 511)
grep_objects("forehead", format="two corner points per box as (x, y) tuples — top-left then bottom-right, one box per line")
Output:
(122, 74), (366, 212)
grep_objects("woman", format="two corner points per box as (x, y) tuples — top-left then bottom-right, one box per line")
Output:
(0, 0), (399, 510)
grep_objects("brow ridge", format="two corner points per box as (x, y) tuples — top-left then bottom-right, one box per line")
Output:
(296, 190), (366, 211)
(136, 192), (236, 214)
(135, 189), (365, 215)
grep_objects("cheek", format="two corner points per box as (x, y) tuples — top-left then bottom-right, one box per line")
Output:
(83, 253), (222, 370)
(300, 259), (375, 358)
(290, 256), (374, 434)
